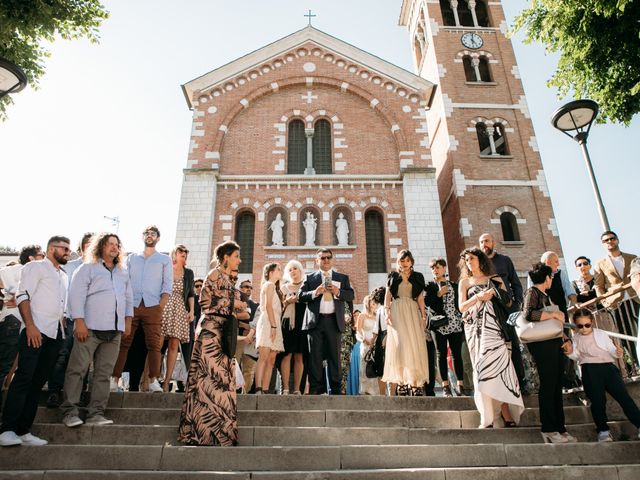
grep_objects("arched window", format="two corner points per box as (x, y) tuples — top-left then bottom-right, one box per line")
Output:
(475, 0), (491, 27)
(476, 121), (509, 156)
(439, 0), (456, 26)
(235, 211), (255, 273)
(287, 119), (306, 174)
(500, 212), (520, 241)
(365, 210), (386, 273)
(463, 55), (492, 82)
(457, 1), (474, 26)
(313, 119), (332, 174)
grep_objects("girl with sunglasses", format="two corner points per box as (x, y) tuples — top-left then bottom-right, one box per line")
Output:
(564, 308), (640, 442)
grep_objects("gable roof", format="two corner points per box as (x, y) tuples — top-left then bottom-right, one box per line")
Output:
(181, 26), (435, 109)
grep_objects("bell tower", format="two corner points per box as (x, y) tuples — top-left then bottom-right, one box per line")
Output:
(399, 0), (563, 276)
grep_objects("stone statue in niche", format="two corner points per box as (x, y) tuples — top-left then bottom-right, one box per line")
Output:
(335, 212), (349, 246)
(269, 213), (285, 246)
(302, 212), (317, 247)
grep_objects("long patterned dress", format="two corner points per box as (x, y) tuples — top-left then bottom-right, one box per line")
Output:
(178, 268), (239, 446)
(465, 283), (524, 428)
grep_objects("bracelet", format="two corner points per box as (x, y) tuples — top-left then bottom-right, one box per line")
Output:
(271, 326), (277, 329)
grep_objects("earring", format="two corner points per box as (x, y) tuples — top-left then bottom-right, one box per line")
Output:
(223, 261), (228, 269)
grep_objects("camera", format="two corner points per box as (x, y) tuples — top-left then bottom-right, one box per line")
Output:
(324, 275), (333, 289)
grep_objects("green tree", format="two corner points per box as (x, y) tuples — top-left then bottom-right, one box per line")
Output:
(511, 0), (640, 124)
(0, 0), (109, 120)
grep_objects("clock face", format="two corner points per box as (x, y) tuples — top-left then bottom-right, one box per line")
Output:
(461, 32), (483, 49)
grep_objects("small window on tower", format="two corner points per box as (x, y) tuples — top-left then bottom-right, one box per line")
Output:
(478, 57), (492, 82)
(476, 122), (509, 156)
(439, 0), (456, 26)
(500, 212), (520, 242)
(235, 211), (255, 273)
(463, 55), (493, 83)
(287, 119), (306, 174)
(493, 122), (509, 155)
(475, 0), (491, 27)
(476, 123), (491, 155)
(457, 1), (474, 27)
(313, 119), (332, 174)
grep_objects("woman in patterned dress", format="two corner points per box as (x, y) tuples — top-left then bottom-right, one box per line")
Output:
(178, 241), (244, 446)
(458, 247), (524, 428)
(425, 257), (466, 397)
(161, 245), (195, 392)
(254, 263), (284, 394)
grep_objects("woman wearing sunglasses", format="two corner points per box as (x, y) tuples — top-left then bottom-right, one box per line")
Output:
(563, 308), (640, 442)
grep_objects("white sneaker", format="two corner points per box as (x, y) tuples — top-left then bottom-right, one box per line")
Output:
(19, 433), (48, 446)
(63, 415), (84, 428)
(85, 415), (113, 426)
(0, 431), (22, 446)
(597, 431), (613, 442)
(148, 379), (163, 393)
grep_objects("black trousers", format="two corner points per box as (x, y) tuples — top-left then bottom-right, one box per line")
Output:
(0, 315), (21, 398)
(508, 325), (526, 389)
(307, 314), (341, 394)
(434, 330), (465, 382)
(47, 318), (74, 392)
(1, 329), (62, 435)
(582, 362), (640, 433)
(527, 338), (566, 433)
(424, 337), (436, 395)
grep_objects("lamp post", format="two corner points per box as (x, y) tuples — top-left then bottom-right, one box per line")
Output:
(0, 57), (28, 100)
(551, 99), (610, 231)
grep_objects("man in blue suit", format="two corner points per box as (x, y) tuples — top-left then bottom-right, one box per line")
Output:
(299, 248), (354, 394)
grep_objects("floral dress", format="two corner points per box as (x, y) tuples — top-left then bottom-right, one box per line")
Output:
(161, 276), (190, 343)
(178, 268), (239, 446)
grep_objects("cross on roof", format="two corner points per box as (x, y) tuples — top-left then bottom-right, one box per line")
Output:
(304, 9), (316, 26)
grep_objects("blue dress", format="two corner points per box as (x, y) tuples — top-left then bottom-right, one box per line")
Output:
(346, 341), (361, 395)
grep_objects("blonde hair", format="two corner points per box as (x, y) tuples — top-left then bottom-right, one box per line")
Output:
(170, 244), (189, 262)
(282, 259), (306, 284)
(362, 295), (375, 316)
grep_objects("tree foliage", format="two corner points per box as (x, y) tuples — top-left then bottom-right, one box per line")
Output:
(511, 0), (640, 125)
(0, 0), (109, 120)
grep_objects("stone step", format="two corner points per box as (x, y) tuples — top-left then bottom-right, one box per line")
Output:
(28, 421), (638, 446)
(101, 391), (583, 411)
(34, 404), (622, 428)
(2, 443), (640, 471)
(2, 465), (639, 480)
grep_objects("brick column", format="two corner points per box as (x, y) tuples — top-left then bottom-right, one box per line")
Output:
(175, 168), (218, 278)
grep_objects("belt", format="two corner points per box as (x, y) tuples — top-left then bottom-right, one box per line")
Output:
(319, 313), (336, 317)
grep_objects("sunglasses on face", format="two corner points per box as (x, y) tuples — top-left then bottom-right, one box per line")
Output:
(576, 323), (592, 329)
(602, 237), (617, 243)
(319, 256), (332, 260)
(52, 245), (71, 253)
(195, 284), (203, 289)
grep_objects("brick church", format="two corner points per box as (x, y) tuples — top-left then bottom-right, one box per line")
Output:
(175, 0), (563, 301)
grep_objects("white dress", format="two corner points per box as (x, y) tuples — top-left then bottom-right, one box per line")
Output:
(255, 281), (284, 352)
(359, 313), (380, 395)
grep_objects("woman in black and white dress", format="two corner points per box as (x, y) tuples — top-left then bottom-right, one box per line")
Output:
(458, 247), (524, 428)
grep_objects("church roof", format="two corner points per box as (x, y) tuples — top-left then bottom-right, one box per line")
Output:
(181, 25), (435, 109)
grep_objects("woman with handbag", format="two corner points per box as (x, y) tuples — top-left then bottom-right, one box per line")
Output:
(458, 247), (523, 428)
(522, 262), (577, 444)
(254, 263), (284, 394)
(161, 245), (195, 392)
(178, 241), (244, 446)
(425, 257), (466, 397)
(382, 250), (429, 396)
(280, 260), (308, 395)
(358, 296), (380, 395)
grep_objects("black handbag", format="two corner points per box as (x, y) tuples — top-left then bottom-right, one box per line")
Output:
(488, 277), (513, 342)
(366, 312), (386, 378)
(428, 315), (449, 331)
(364, 347), (377, 378)
(221, 291), (238, 358)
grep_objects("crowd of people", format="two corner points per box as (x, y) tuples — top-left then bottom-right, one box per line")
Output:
(0, 226), (639, 448)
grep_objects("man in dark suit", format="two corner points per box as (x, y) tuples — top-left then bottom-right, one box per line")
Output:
(299, 248), (354, 395)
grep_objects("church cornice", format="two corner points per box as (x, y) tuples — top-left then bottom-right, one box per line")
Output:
(181, 26), (435, 109)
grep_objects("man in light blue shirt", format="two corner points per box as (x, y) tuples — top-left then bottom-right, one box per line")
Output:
(62, 233), (133, 427)
(112, 225), (172, 393)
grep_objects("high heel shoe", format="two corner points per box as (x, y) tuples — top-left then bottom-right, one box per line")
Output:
(561, 432), (578, 443)
(500, 413), (517, 428)
(541, 432), (568, 444)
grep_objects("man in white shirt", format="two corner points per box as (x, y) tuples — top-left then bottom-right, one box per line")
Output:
(0, 245), (44, 402)
(0, 236), (71, 447)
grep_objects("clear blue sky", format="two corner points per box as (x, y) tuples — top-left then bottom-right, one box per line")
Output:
(1, 0), (638, 279)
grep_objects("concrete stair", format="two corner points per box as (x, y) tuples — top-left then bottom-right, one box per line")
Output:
(1, 383), (639, 479)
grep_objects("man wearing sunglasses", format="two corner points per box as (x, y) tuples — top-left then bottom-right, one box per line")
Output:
(299, 248), (354, 395)
(0, 236), (70, 446)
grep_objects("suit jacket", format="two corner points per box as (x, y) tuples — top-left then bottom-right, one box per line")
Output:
(594, 252), (639, 308)
(182, 267), (195, 312)
(298, 270), (354, 333)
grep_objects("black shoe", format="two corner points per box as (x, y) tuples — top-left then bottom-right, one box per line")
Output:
(442, 385), (453, 398)
(46, 391), (61, 408)
(396, 384), (411, 396)
(411, 386), (424, 396)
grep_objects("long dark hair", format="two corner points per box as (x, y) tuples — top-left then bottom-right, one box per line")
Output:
(263, 262), (283, 301)
(458, 247), (494, 279)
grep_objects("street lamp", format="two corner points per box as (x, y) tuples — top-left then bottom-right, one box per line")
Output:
(551, 99), (610, 231)
(0, 57), (28, 100)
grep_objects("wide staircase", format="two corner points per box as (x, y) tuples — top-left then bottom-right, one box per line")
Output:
(2, 383), (640, 479)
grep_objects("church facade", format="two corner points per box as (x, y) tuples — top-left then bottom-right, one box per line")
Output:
(175, 0), (563, 299)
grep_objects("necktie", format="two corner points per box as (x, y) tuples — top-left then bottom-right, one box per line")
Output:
(323, 272), (334, 302)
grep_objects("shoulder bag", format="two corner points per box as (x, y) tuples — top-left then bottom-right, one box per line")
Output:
(513, 302), (563, 344)
(365, 312), (386, 378)
(221, 290), (238, 358)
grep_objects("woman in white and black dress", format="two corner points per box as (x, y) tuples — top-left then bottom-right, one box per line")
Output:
(458, 247), (524, 428)
(279, 260), (308, 395)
